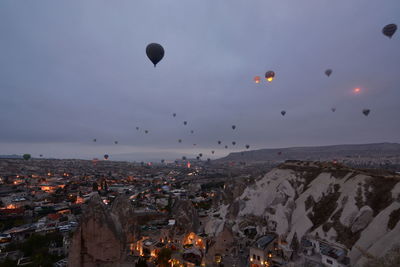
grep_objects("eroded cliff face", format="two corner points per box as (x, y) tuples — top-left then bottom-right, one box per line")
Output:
(205, 161), (400, 266)
(68, 194), (127, 267)
(171, 199), (200, 236)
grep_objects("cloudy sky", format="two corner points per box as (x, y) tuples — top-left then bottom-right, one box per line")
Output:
(0, 0), (399, 161)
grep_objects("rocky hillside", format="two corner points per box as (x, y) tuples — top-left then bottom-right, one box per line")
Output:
(205, 161), (400, 266)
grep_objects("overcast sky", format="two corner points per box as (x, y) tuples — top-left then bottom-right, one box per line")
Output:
(0, 0), (399, 161)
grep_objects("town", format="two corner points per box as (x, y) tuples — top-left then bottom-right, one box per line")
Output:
(1, 154), (400, 267)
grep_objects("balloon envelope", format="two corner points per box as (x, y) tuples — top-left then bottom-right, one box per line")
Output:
(325, 69), (332, 77)
(146, 43), (165, 67)
(104, 154), (109, 160)
(363, 109), (370, 116)
(281, 110), (286, 116)
(383, 24), (397, 38)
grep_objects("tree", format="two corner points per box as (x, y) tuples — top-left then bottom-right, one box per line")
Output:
(157, 248), (172, 267)
(92, 182), (99, 192)
(136, 257), (148, 267)
(290, 232), (300, 259)
(22, 154), (31, 160)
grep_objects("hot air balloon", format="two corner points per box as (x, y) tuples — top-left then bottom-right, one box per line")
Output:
(146, 43), (165, 67)
(211, 150), (215, 154)
(39, 154), (43, 157)
(281, 110), (286, 116)
(218, 141), (222, 145)
(362, 109), (370, 116)
(254, 76), (261, 84)
(225, 145), (228, 149)
(331, 107), (336, 112)
(161, 159), (165, 163)
(183, 121), (187, 125)
(178, 139), (182, 143)
(114, 141), (118, 144)
(232, 141), (236, 146)
(196, 156), (200, 160)
(23, 154), (31, 161)
(325, 69), (332, 77)
(173, 113), (176, 117)
(136, 127), (139, 131)
(245, 145), (250, 149)
(193, 144), (197, 146)
(382, 24), (397, 38)
(145, 130), (149, 134)
(182, 156), (187, 160)
(199, 153), (203, 157)
(190, 130), (194, 134)
(93, 138), (97, 142)
(104, 154), (109, 160)
(232, 125), (236, 130)
(265, 71), (275, 82)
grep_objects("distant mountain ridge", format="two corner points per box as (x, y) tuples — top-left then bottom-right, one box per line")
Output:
(0, 154), (22, 159)
(218, 142), (400, 162)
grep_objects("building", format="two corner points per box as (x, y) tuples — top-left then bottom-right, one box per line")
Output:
(249, 233), (279, 267)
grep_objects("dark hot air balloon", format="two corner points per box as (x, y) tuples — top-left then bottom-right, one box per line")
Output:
(136, 127), (139, 130)
(325, 69), (332, 77)
(93, 138), (97, 142)
(362, 109), (370, 116)
(265, 71), (275, 82)
(232, 125), (236, 130)
(245, 145), (250, 149)
(178, 139), (182, 143)
(114, 141), (118, 144)
(331, 107), (336, 112)
(218, 141), (222, 145)
(211, 150), (215, 154)
(182, 156), (187, 160)
(146, 43), (165, 67)
(190, 130), (194, 134)
(199, 153), (203, 157)
(382, 24), (397, 38)
(225, 145), (228, 149)
(196, 156), (200, 160)
(39, 154), (43, 157)
(183, 121), (187, 125)
(281, 110), (286, 116)
(173, 113), (176, 117)
(193, 144), (197, 146)
(145, 130), (149, 134)
(104, 154), (109, 160)
(161, 159), (165, 163)
(232, 141), (236, 146)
